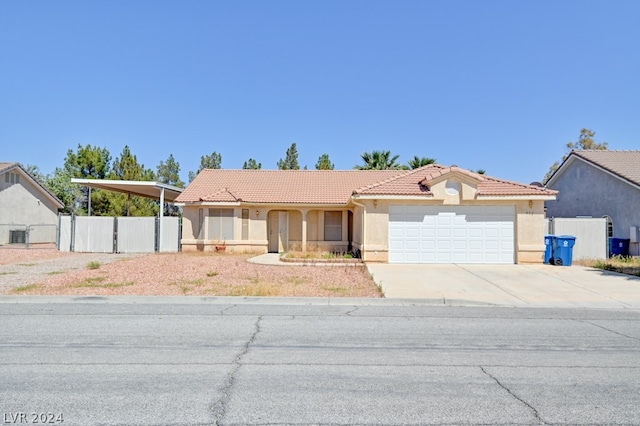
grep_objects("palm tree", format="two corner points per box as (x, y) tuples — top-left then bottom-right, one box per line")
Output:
(355, 150), (407, 170)
(407, 156), (437, 169)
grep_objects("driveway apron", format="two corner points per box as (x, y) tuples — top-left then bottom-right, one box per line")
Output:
(367, 263), (640, 308)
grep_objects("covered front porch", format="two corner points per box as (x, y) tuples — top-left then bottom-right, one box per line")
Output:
(267, 208), (354, 253)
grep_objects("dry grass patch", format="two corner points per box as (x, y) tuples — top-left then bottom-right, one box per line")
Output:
(19, 252), (382, 297)
(12, 284), (43, 293)
(577, 256), (640, 277)
(87, 261), (102, 270)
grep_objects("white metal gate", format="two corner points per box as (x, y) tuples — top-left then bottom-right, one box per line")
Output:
(546, 217), (607, 260)
(58, 215), (181, 253)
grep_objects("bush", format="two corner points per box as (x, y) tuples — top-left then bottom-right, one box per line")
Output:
(87, 261), (101, 270)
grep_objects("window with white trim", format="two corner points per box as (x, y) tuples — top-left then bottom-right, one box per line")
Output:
(198, 209), (205, 239)
(5, 172), (19, 184)
(207, 208), (234, 241)
(241, 209), (249, 240)
(603, 215), (614, 238)
(324, 211), (342, 241)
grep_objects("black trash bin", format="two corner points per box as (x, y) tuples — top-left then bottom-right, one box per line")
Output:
(609, 238), (630, 257)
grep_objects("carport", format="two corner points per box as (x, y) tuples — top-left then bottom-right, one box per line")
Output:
(68, 179), (184, 253)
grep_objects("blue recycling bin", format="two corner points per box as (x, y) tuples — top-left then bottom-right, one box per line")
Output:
(609, 238), (630, 257)
(554, 235), (576, 266)
(544, 235), (556, 264)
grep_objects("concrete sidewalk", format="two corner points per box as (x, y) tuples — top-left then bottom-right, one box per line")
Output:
(367, 263), (640, 309)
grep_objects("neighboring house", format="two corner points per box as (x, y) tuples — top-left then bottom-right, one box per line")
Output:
(545, 150), (640, 255)
(0, 162), (64, 245)
(175, 164), (557, 264)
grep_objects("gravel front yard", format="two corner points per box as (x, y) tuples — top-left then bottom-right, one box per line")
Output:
(0, 249), (382, 297)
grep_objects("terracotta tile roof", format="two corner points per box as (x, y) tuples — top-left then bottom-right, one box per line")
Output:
(176, 169), (402, 204)
(177, 165), (556, 205)
(355, 165), (558, 197)
(570, 150), (640, 186)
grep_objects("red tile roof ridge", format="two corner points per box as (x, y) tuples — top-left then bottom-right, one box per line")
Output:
(353, 164), (446, 194)
(200, 187), (241, 202)
(421, 165), (487, 183)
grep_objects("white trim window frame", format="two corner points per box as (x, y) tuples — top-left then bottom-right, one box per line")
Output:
(324, 211), (342, 241)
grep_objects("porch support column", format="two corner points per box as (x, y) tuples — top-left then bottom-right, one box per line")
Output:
(301, 209), (308, 252)
(87, 187), (92, 216)
(158, 187), (165, 252)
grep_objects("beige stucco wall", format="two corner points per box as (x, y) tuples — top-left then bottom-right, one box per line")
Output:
(514, 200), (547, 264)
(0, 173), (60, 244)
(180, 205), (353, 253)
(181, 206), (269, 253)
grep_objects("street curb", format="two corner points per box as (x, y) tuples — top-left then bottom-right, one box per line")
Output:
(0, 295), (501, 307)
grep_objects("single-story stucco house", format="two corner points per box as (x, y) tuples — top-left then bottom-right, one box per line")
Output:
(0, 162), (64, 245)
(174, 164), (557, 264)
(545, 150), (640, 256)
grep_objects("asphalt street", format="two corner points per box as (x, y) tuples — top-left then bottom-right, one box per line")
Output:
(1, 297), (639, 425)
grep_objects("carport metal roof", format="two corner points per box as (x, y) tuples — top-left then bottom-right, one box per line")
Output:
(70, 179), (183, 202)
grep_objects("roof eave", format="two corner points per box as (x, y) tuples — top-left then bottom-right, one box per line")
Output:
(476, 195), (558, 201)
(351, 194), (434, 200)
(178, 201), (351, 208)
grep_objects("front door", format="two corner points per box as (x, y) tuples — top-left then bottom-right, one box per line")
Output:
(268, 211), (289, 252)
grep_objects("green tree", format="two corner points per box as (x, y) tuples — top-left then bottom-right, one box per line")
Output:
(242, 158), (262, 170)
(277, 143), (300, 170)
(354, 150), (407, 170)
(110, 145), (156, 181)
(543, 128), (608, 183)
(64, 144), (111, 179)
(157, 154), (184, 188)
(315, 153), (334, 170)
(157, 154), (184, 216)
(189, 151), (222, 182)
(407, 155), (437, 169)
(101, 146), (157, 216)
(475, 169), (486, 175)
(24, 165), (80, 214)
(63, 144), (112, 213)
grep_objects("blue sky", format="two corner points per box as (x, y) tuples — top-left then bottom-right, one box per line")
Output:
(1, 0), (638, 185)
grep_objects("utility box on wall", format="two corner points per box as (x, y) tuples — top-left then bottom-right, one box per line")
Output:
(630, 226), (638, 243)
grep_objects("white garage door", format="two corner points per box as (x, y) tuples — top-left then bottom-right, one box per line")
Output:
(389, 205), (515, 264)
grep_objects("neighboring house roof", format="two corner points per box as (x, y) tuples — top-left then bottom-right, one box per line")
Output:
(550, 150), (640, 188)
(0, 162), (64, 209)
(176, 165), (556, 205)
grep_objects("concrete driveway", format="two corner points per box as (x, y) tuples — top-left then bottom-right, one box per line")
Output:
(367, 263), (640, 308)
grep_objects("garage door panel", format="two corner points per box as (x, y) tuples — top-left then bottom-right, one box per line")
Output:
(421, 240), (435, 250)
(404, 240), (420, 250)
(420, 228), (435, 238)
(389, 205), (514, 264)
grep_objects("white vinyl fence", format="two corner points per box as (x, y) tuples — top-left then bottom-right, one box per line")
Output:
(59, 214), (180, 253)
(546, 217), (607, 260)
